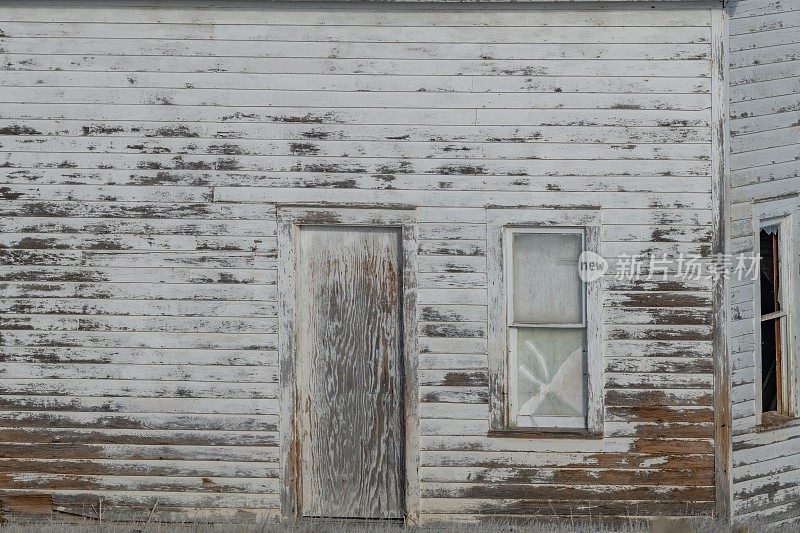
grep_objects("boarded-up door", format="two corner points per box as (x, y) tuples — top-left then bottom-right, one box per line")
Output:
(295, 226), (405, 518)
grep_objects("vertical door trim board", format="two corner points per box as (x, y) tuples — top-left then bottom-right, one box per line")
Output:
(711, 5), (731, 523)
(276, 206), (420, 523)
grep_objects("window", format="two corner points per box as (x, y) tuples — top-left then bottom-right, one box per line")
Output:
(752, 197), (799, 427)
(506, 229), (587, 429)
(757, 218), (796, 421)
(487, 209), (602, 436)
(759, 223), (786, 415)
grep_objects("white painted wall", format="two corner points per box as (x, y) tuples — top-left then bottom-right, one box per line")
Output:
(727, 0), (800, 526)
(0, 0), (716, 522)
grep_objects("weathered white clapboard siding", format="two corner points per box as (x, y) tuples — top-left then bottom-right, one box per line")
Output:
(0, 0), (716, 522)
(727, 0), (800, 526)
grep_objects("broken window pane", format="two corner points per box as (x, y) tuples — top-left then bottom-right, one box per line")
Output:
(760, 225), (780, 315)
(514, 327), (587, 426)
(760, 224), (783, 415)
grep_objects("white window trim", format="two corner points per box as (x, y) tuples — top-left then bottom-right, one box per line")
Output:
(487, 208), (603, 436)
(752, 198), (800, 426)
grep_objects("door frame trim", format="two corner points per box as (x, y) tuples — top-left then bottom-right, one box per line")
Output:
(276, 206), (420, 523)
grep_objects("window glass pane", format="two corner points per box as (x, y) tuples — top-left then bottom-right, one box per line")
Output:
(514, 327), (586, 423)
(761, 318), (781, 413)
(512, 232), (583, 324)
(759, 224), (787, 415)
(760, 225), (781, 315)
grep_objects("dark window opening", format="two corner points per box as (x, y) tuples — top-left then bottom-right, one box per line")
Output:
(760, 225), (783, 414)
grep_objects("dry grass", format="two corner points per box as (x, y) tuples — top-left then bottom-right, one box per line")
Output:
(0, 516), (785, 533)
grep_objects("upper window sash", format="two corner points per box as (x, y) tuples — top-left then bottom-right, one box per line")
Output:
(504, 227), (587, 329)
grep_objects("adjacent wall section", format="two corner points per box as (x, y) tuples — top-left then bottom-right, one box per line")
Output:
(728, 0), (800, 525)
(0, 1), (715, 522)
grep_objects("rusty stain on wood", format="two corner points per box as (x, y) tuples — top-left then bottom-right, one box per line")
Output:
(1, 494), (54, 516)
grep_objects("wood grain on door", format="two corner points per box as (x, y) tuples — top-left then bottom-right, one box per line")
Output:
(296, 225), (405, 519)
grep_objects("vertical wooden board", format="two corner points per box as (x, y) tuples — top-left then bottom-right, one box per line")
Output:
(295, 225), (405, 519)
(712, 5), (731, 523)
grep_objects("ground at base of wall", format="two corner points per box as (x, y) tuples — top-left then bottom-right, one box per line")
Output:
(0, 517), (794, 533)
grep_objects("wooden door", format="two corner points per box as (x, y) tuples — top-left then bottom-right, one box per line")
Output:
(295, 225), (405, 519)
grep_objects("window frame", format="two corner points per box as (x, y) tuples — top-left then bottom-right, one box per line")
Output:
(752, 198), (800, 426)
(505, 227), (588, 430)
(487, 208), (603, 437)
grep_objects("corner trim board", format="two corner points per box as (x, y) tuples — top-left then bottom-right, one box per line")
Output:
(711, 5), (732, 523)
